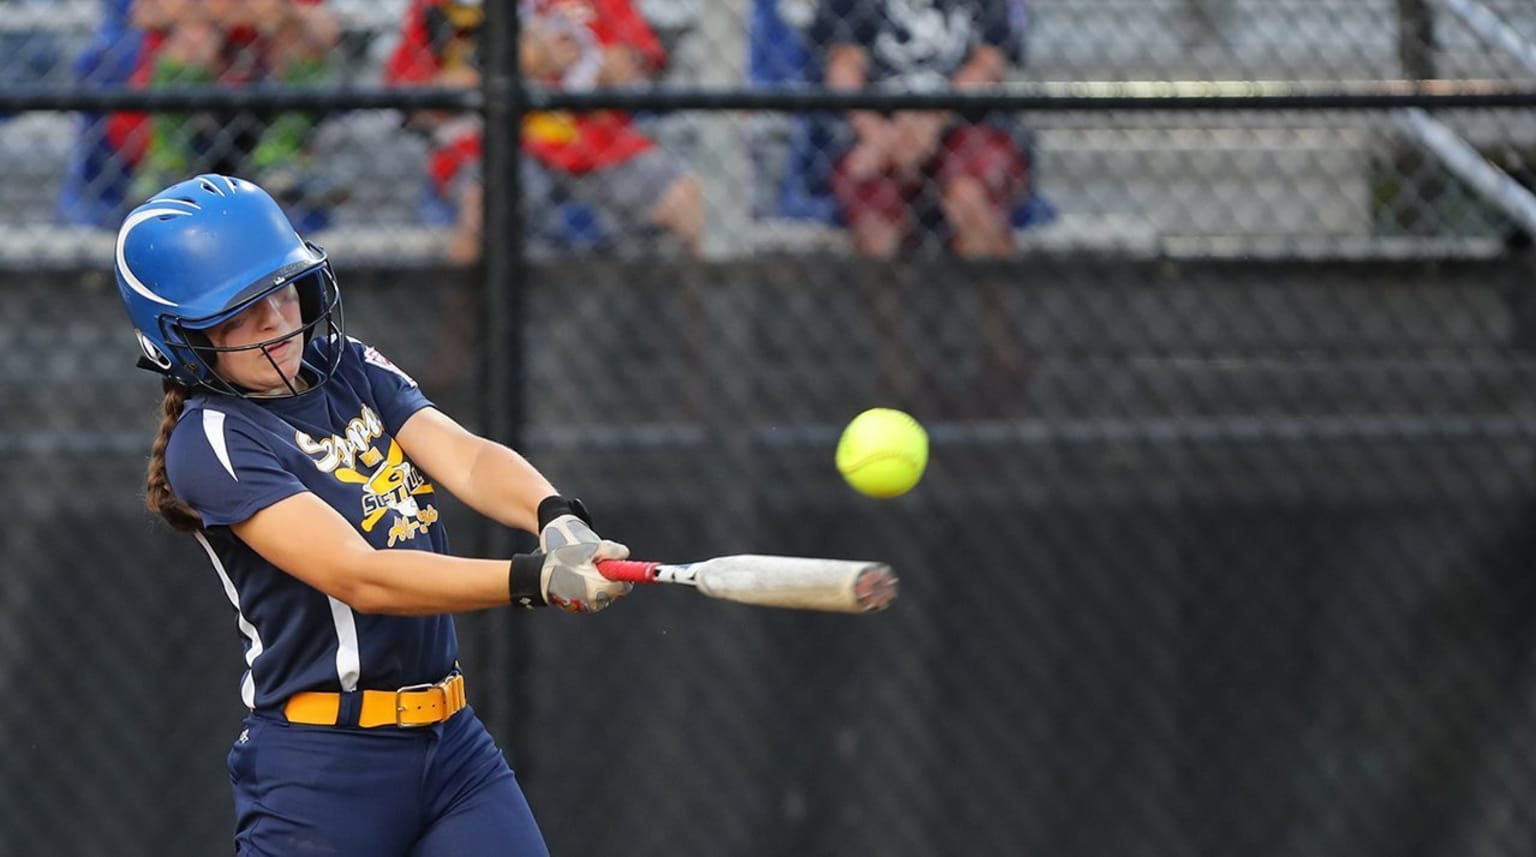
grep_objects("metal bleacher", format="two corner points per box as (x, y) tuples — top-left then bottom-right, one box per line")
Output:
(2, 1), (1534, 265)
(1020, 0), (1536, 258)
(1026, 0), (1402, 81)
(742, 0), (1497, 258)
(1022, 1), (1392, 255)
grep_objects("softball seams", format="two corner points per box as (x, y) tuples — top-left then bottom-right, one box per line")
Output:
(839, 450), (922, 474)
(838, 411), (926, 474)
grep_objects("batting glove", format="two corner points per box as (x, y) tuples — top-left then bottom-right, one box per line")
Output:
(508, 540), (632, 612)
(537, 495), (601, 552)
(512, 496), (632, 612)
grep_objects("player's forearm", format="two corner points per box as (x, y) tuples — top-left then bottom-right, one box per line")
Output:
(952, 45), (1006, 88)
(459, 437), (559, 533)
(825, 45), (868, 90)
(342, 550), (512, 615)
(826, 47), (889, 139)
(597, 45), (646, 86)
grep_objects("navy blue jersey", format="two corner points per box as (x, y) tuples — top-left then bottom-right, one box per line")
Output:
(810, 0), (1016, 91)
(807, 0), (1028, 177)
(165, 335), (457, 713)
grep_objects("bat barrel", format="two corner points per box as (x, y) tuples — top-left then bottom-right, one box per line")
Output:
(693, 555), (899, 613)
(599, 555), (899, 614)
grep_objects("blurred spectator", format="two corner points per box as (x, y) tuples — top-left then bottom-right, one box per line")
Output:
(57, 0), (342, 230)
(129, 0), (343, 230)
(385, 0), (703, 261)
(811, 0), (1030, 257)
(56, 0), (139, 227)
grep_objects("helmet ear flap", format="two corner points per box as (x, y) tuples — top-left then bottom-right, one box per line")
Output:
(153, 316), (220, 386)
(135, 354), (174, 373)
(134, 330), (174, 374)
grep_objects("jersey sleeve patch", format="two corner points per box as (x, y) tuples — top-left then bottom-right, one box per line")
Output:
(362, 343), (418, 388)
(350, 338), (435, 435)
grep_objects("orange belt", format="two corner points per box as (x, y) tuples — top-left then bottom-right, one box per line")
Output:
(284, 673), (468, 729)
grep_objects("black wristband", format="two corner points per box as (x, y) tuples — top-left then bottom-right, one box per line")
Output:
(509, 552), (547, 609)
(537, 495), (592, 531)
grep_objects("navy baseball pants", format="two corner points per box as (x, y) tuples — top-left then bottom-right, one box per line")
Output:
(227, 706), (548, 856)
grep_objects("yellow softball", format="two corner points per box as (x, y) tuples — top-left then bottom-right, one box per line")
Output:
(835, 408), (929, 498)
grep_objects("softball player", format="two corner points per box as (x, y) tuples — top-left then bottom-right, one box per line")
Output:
(116, 173), (629, 855)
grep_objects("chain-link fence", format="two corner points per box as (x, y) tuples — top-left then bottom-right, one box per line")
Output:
(7, 0), (1536, 855)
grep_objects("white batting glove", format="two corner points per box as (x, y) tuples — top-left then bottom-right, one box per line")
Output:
(508, 540), (632, 613)
(544, 539), (633, 612)
(510, 496), (632, 612)
(541, 511), (602, 552)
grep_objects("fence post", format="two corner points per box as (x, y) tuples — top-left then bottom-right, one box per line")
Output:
(479, 0), (533, 765)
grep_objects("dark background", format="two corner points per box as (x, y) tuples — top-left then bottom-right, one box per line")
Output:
(8, 0), (1536, 853)
(9, 255), (1536, 856)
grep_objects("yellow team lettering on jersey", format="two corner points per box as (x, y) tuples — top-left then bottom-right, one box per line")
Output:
(334, 438), (438, 543)
(301, 407), (439, 546)
(387, 504), (440, 547)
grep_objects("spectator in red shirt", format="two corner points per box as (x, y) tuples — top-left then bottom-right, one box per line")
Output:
(387, 0), (704, 260)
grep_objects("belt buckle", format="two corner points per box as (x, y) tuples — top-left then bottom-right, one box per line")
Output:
(394, 682), (446, 728)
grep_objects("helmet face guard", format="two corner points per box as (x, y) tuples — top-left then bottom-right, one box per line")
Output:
(116, 174), (347, 397)
(164, 262), (345, 398)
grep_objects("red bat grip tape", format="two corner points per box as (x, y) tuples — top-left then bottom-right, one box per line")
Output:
(596, 559), (661, 583)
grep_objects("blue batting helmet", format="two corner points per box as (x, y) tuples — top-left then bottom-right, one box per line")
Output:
(114, 174), (344, 394)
